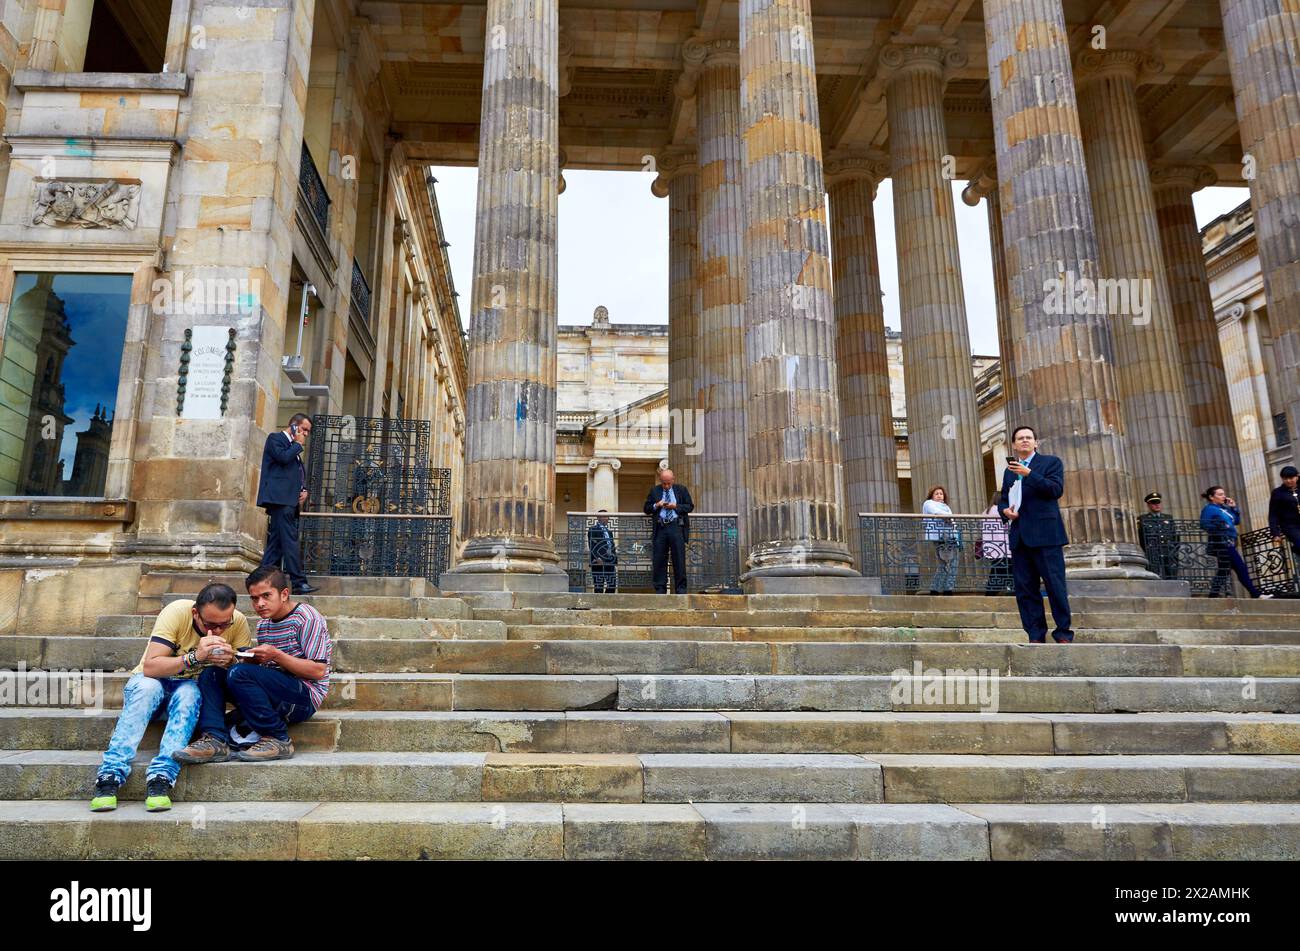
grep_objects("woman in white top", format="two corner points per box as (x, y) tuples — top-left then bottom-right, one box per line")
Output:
(921, 486), (960, 595)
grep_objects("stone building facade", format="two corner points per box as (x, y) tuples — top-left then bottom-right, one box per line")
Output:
(1204, 199), (1296, 530)
(0, 0), (1295, 608)
(0, 0), (466, 631)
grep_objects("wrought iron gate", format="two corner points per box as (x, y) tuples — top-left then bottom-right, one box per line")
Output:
(299, 415), (452, 584)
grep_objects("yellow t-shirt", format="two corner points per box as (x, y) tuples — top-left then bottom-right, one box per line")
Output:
(131, 598), (253, 679)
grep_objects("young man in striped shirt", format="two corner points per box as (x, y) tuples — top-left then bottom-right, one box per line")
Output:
(175, 565), (332, 763)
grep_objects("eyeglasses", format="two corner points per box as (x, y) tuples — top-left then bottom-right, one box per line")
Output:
(194, 616), (234, 632)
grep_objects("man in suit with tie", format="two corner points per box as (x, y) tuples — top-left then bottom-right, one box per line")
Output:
(643, 468), (693, 594)
(999, 425), (1073, 643)
(587, 510), (619, 593)
(258, 413), (318, 595)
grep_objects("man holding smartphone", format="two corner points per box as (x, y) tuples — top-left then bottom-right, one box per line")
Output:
(90, 583), (252, 812)
(257, 412), (317, 595)
(998, 425), (1074, 643)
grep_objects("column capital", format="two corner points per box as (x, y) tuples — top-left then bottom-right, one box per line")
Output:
(824, 152), (889, 193)
(558, 147), (568, 195)
(675, 36), (739, 99)
(961, 156), (999, 206)
(1149, 161), (1217, 195)
(588, 456), (622, 471)
(877, 42), (967, 87)
(1074, 47), (1163, 86)
(651, 147), (699, 198)
(1216, 300), (1249, 327)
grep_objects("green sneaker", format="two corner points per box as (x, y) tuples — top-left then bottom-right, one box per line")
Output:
(144, 775), (173, 812)
(90, 775), (119, 812)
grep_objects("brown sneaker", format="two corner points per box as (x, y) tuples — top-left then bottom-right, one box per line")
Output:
(233, 736), (294, 762)
(173, 733), (230, 765)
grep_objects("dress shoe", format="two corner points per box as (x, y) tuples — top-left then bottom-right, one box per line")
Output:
(293, 583), (319, 595)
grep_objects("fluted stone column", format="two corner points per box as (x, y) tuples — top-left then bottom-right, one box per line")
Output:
(653, 149), (702, 491)
(1151, 164), (1248, 497)
(443, 0), (565, 590)
(689, 38), (750, 541)
(1076, 50), (1201, 519)
(1218, 302), (1273, 526)
(881, 43), (985, 515)
(963, 160), (1027, 428)
(1220, 0), (1300, 449)
(983, 0), (1159, 586)
(738, 0), (861, 588)
(826, 154), (900, 541)
(589, 457), (621, 512)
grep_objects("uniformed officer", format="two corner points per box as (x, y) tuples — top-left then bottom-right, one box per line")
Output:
(1138, 491), (1180, 579)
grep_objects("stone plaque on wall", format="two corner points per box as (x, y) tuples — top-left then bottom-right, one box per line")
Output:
(178, 326), (236, 419)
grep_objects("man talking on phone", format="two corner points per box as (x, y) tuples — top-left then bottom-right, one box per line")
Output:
(998, 425), (1074, 643)
(257, 412), (317, 595)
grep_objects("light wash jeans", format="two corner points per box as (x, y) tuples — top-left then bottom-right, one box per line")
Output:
(97, 673), (201, 785)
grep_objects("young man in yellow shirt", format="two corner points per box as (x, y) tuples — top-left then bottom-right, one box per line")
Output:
(90, 583), (253, 812)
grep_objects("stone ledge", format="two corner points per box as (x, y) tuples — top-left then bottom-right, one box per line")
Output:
(0, 498), (135, 524)
(12, 70), (190, 95)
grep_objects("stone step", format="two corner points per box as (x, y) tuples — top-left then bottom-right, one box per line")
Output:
(6, 669), (1298, 714)
(5, 708), (1298, 755)
(504, 623), (1300, 644)
(4, 799), (1299, 860)
(95, 614), (497, 639)
(139, 574), (431, 599)
(8, 750), (1300, 804)
(483, 607), (1300, 632)
(157, 593), (467, 619)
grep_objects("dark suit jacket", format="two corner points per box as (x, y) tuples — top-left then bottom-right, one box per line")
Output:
(588, 522), (618, 565)
(257, 430), (306, 509)
(998, 452), (1069, 549)
(1269, 486), (1300, 537)
(644, 484), (694, 542)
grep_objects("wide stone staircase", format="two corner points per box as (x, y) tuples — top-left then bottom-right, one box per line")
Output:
(3, 573), (1300, 859)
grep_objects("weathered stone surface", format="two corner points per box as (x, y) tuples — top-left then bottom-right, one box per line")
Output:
(297, 802), (564, 860)
(481, 753), (644, 802)
(562, 803), (708, 860)
(695, 802), (857, 859)
(642, 753), (882, 803)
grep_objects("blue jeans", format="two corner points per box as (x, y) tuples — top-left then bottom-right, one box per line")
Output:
(196, 664), (316, 743)
(97, 673), (201, 785)
(1208, 542), (1260, 597)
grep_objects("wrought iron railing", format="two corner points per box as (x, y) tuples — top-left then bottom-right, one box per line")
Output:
(300, 513), (452, 587)
(299, 415), (453, 584)
(299, 142), (331, 237)
(1237, 528), (1297, 597)
(565, 512), (741, 593)
(351, 258), (371, 323)
(859, 513), (1016, 595)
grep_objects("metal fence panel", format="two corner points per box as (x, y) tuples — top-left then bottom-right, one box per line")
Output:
(859, 514), (1016, 595)
(300, 514), (452, 586)
(565, 512), (741, 593)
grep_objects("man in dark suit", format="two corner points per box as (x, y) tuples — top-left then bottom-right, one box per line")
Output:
(1269, 465), (1300, 567)
(999, 425), (1073, 643)
(643, 468), (693, 594)
(257, 413), (317, 595)
(587, 511), (619, 593)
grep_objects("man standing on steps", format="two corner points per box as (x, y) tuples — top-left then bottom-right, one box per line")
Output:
(174, 566), (332, 764)
(999, 425), (1074, 644)
(1138, 491), (1180, 580)
(258, 413), (318, 595)
(588, 510), (619, 593)
(644, 468), (693, 594)
(1270, 465), (1300, 570)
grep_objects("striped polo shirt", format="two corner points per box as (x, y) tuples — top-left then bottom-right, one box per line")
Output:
(254, 602), (332, 708)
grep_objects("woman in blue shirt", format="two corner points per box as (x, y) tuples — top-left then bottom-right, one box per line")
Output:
(1199, 486), (1269, 598)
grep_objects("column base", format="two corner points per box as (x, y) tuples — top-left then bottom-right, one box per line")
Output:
(743, 574), (881, 595)
(1065, 577), (1191, 598)
(438, 564), (570, 594)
